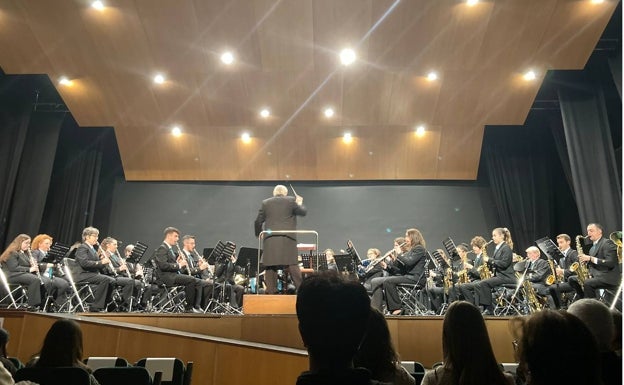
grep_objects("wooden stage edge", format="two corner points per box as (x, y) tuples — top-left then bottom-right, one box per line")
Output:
(243, 294), (296, 314)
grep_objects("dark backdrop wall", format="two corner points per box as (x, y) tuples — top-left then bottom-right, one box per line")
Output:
(107, 181), (497, 257)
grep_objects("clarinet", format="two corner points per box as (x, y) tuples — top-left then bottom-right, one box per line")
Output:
(26, 249), (44, 285)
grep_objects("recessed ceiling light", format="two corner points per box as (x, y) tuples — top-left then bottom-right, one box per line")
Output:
(220, 51), (234, 65)
(324, 107), (335, 118)
(467, 0), (479, 6)
(340, 48), (356, 66)
(260, 108), (270, 118)
(153, 74), (165, 84)
(591, 0), (604, 3)
(523, 70), (536, 81)
(171, 126), (182, 137)
(58, 77), (73, 86)
(241, 132), (251, 143)
(415, 125), (426, 137)
(427, 71), (438, 81)
(91, 1), (105, 10)
(343, 132), (353, 144)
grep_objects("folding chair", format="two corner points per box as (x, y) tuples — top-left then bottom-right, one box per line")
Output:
(151, 285), (186, 313)
(0, 268), (28, 309)
(493, 284), (525, 316)
(85, 356), (129, 371)
(397, 284), (432, 315)
(14, 367), (91, 385)
(94, 366), (160, 385)
(402, 361), (426, 385)
(136, 358), (187, 385)
(60, 258), (95, 312)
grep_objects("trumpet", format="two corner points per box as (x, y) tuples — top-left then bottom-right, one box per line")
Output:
(365, 242), (406, 273)
(26, 248), (44, 285)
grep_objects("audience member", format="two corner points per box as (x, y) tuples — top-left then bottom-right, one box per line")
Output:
(296, 271), (386, 385)
(30, 319), (99, 385)
(0, 329), (16, 376)
(568, 299), (621, 385)
(510, 309), (600, 385)
(421, 301), (512, 385)
(354, 308), (415, 385)
(611, 309), (621, 356)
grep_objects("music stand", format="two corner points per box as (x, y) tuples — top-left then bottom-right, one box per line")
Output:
(127, 242), (148, 263)
(44, 243), (70, 264)
(535, 237), (563, 262)
(308, 253), (328, 271)
(442, 237), (460, 260)
(334, 254), (355, 275)
(431, 250), (450, 270)
(206, 242), (226, 265)
(236, 247), (260, 277)
(203, 248), (214, 263)
(346, 240), (362, 265)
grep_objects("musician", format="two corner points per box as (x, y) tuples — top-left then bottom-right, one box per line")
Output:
(547, 234), (579, 309)
(426, 249), (449, 314)
(447, 243), (473, 303)
(181, 235), (214, 309)
(100, 237), (142, 311)
(472, 227), (515, 315)
(153, 227), (203, 313)
(254, 184), (307, 294)
(569, 223), (620, 299)
(30, 234), (71, 309)
(324, 249), (337, 271)
(517, 246), (551, 304)
(359, 248), (384, 291)
(125, 244), (159, 309)
(214, 251), (244, 309)
(73, 227), (115, 312)
(383, 228), (428, 316)
(370, 237), (404, 311)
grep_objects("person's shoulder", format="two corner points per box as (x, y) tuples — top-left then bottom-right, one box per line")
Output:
(503, 371), (515, 385)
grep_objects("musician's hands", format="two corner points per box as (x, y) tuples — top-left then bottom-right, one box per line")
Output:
(177, 256), (188, 268)
(29, 265), (38, 273)
(430, 271), (438, 278)
(100, 256), (111, 265)
(464, 262), (473, 269)
(199, 260), (209, 270)
(579, 255), (591, 263)
(556, 267), (564, 276)
(119, 264), (128, 272)
(380, 261), (387, 269)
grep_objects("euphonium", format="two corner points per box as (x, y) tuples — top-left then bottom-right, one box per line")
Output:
(570, 235), (590, 289)
(477, 240), (493, 280)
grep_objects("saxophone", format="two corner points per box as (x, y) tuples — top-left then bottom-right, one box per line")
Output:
(443, 267), (453, 295)
(570, 235), (590, 289)
(545, 258), (561, 286)
(518, 271), (542, 313)
(477, 240), (493, 280)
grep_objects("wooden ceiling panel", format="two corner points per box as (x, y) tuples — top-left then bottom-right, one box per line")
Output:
(0, 0), (614, 181)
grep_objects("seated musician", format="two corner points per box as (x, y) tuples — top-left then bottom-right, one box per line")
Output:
(214, 251), (244, 309)
(569, 223), (620, 300)
(0, 234), (52, 310)
(425, 249), (447, 314)
(100, 237), (143, 311)
(547, 234), (579, 309)
(153, 227), (203, 313)
(181, 235), (214, 309)
(124, 244), (157, 309)
(325, 249), (337, 271)
(370, 237), (405, 312)
(472, 228), (515, 315)
(382, 228), (428, 316)
(448, 243), (473, 303)
(74, 227), (115, 312)
(359, 248), (384, 292)
(30, 233), (71, 309)
(458, 236), (487, 302)
(516, 246), (551, 307)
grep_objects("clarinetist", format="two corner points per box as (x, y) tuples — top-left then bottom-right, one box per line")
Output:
(74, 227), (116, 312)
(101, 237), (141, 311)
(30, 233), (71, 310)
(181, 235), (213, 310)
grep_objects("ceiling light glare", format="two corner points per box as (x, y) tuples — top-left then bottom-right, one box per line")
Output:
(153, 74), (165, 84)
(171, 126), (182, 137)
(260, 108), (270, 118)
(427, 71), (438, 81)
(220, 51), (234, 65)
(324, 107), (335, 118)
(241, 132), (251, 143)
(342, 132), (353, 144)
(91, 1), (105, 10)
(523, 70), (536, 81)
(340, 48), (356, 66)
(467, 0), (479, 6)
(415, 125), (426, 137)
(58, 77), (73, 86)
(591, 0), (604, 3)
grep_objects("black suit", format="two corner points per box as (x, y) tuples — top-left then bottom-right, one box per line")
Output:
(2, 251), (46, 307)
(474, 242), (515, 310)
(254, 195), (307, 293)
(30, 249), (71, 308)
(570, 237), (620, 299)
(382, 245), (428, 313)
(215, 260), (243, 308)
(153, 243), (202, 310)
(74, 243), (115, 311)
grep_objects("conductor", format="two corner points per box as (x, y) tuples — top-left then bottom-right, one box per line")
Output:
(254, 184), (307, 294)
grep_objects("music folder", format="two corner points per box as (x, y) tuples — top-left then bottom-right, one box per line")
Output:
(535, 237), (564, 262)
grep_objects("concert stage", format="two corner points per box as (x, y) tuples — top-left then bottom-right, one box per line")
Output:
(242, 294), (296, 314)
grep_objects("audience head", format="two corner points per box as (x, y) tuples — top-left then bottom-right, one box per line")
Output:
(296, 271), (370, 370)
(611, 309), (622, 354)
(568, 298), (614, 352)
(0, 234), (31, 262)
(31, 234), (53, 252)
(510, 309), (600, 385)
(353, 308), (399, 381)
(0, 328), (9, 358)
(36, 319), (85, 368)
(441, 301), (507, 385)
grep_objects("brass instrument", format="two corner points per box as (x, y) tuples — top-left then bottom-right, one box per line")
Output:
(477, 240), (494, 280)
(443, 266), (453, 295)
(545, 258), (561, 286)
(175, 243), (192, 276)
(571, 235), (590, 288)
(26, 248), (44, 285)
(610, 231), (622, 263)
(517, 271), (542, 313)
(365, 242), (406, 273)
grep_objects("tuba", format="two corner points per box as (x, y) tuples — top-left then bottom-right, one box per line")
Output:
(477, 240), (493, 280)
(610, 231), (622, 263)
(570, 235), (590, 289)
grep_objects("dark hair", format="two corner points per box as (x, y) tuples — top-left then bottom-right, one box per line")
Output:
(556, 234), (571, 243)
(587, 223), (604, 232)
(440, 301), (508, 385)
(470, 236), (486, 249)
(35, 319), (85, 368)
(0, 234), (30, 263)
(353, 308), (400, 382)
(163, 227), (179, 237)
(181, 235), (195, 242)
(296, 271), (370, 367)
(0, 328), (9, 358)
(510, 310), (600, 385)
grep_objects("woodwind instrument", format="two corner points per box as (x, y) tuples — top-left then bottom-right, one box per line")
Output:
(570, 235), (590, 288)
(477, 240), (494, 279)
(26, 248), (44, 285)
(175, 243), (192, 275)
(115, 251), (132, 279)
(98, 247), (117, 277)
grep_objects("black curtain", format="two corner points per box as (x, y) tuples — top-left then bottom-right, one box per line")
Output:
(481, 110), (581, 254)
(0, 74), (64, 248)
(557, 58), (622, 234)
